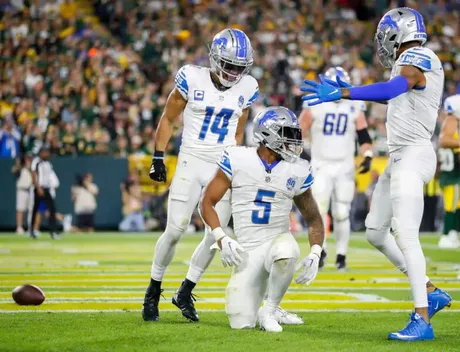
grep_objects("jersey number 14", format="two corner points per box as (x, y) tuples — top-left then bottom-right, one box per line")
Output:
(199, 106), (234, 143)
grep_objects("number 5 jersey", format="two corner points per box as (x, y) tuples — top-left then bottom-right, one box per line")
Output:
(217, 146), (314, 250)
(175, 65), (259, 163)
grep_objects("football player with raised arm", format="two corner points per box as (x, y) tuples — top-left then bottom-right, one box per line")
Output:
(201, 107), (324, 332)
(301, 8), (451, 341)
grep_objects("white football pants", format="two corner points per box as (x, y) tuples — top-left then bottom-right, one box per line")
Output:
(312, 159), (355, 256)
(150, 152), (231, 282)
(365, 145), (436, 308)
(226, 233), (300, 329)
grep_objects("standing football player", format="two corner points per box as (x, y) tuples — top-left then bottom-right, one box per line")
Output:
(301, 8), (451, 341)
(299, 67), (373, 270)
(438, 93), (460, 248)
(201, 107), (324, 332)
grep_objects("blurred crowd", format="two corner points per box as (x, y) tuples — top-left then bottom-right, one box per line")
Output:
(0, 0), (459, 161)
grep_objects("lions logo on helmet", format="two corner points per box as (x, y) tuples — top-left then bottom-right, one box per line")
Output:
(209, 29), (254, 88)
(253, 107), (303, 163)
(375, 8), (427, 68)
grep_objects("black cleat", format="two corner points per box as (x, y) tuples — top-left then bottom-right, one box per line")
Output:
(142, 279), (163, 321)
(336, 254), (347, 270)
(319, 250), (327, 269)
(172, 290), (199, 322)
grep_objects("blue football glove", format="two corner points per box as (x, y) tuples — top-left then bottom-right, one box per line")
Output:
(319, 74), (352, 89)
(301, 79), (342, 106)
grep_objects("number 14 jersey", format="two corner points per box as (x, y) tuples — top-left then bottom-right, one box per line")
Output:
(175, 65), (259, 163)
(307, 100), (365, 163)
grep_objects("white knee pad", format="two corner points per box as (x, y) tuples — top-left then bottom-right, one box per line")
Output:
(163, 223), (186, 245)
(265, 233), (300, 272)
(332, 202), (351, 222)
(228, 314), (257, 329)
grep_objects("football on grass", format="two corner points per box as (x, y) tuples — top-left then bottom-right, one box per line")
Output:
(12, 284), (45, 305)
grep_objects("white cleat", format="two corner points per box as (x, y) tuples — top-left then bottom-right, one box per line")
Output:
(258, 307), (283, 333)
(16, 227), (25, 235)
(438, 230), (460, 249)
(272, 306), (304, 325)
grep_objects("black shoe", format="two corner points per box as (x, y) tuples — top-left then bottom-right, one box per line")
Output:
(319, 250), (327, 269)
(172, 289), (199, 322)
(142, 279), (163, 321)
(336, 254), (347, 270)
(30, 231), (38, 239)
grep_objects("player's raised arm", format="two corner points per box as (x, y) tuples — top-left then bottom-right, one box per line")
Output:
(149, 88), (187, 182)
(235, 108), (249, 145)
(355, 111), (373, 174)
(298, 107), (313, 137)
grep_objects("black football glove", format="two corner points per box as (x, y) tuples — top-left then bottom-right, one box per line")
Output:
(149, 151), (167, 182)
(358, 156), (372, 174)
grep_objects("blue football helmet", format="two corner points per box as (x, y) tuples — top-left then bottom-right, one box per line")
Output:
(375, 7), (427, 68)
(253, 107), (303, 163)
(209, 28), (254, 87)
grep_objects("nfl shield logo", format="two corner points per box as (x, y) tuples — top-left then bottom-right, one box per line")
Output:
(238, 95), (244, 108)
(286, 177), (296, 191)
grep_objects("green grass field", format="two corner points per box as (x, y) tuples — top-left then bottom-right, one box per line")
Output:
(0, 232), (459, 351)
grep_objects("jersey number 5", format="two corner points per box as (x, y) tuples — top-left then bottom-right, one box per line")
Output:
(252, 189), (276, 224)
(323, 113), (348, 135)
(199, 106), (234, 143)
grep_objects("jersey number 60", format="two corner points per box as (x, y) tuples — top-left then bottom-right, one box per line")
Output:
(323, 113), (348, 135)
(199, 106), (234, 143)
(252, 189), (276, 224)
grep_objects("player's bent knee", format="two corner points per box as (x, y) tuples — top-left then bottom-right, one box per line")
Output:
(366, 228), (385, 247)
(332, 204), (350, 222)
(266, 233), (299, 271)
(163, 223), (187, 244)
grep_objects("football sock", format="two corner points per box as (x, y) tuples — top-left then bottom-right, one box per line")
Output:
(178, 279), (196, 295)
(366, 228), (407, 274)
(151, 225), (184, 281)
(265, 258), (296, 313)
(443, 211), (456, 235)
(334, 218), (350, 256)
(186, 228), (216, 284)
(395, 228), (428, 308)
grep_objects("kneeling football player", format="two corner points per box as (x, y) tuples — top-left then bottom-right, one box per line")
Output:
(201, 107), (324, 331)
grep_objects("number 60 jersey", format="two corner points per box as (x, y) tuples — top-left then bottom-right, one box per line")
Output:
(307, 100), (365, 163)
(217, 146), (314, 250)
(175, 65), (259, 163)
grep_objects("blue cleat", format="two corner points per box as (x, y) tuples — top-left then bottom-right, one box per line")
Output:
(428, 288), (452, 318)
(388, 313), (434, 341)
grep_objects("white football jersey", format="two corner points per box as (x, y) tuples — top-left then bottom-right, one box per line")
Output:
(444, 94), (460, 119)
(175, 65), (259, 163)
(217, 146), (313, 250)
(387, 46), (444, 153)
(303, 100), (365, 162)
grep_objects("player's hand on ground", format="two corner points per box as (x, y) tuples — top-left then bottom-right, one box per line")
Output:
(295, 252), (320, 285)
(212, 236), (244, 267)
(358, 156), (372, 174)
(300, 79), (342, 106)
(149, 157), (167, 182)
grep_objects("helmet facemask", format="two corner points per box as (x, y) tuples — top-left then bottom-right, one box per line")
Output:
(263, 125), (303, 163)
(210, 52), (252, 88)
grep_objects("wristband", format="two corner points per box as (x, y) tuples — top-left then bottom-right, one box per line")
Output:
(153, 151), (164, 160)
(364, 150), (374, 158)
(211, 227), (226, 242)
(310, 244), (322, 258)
